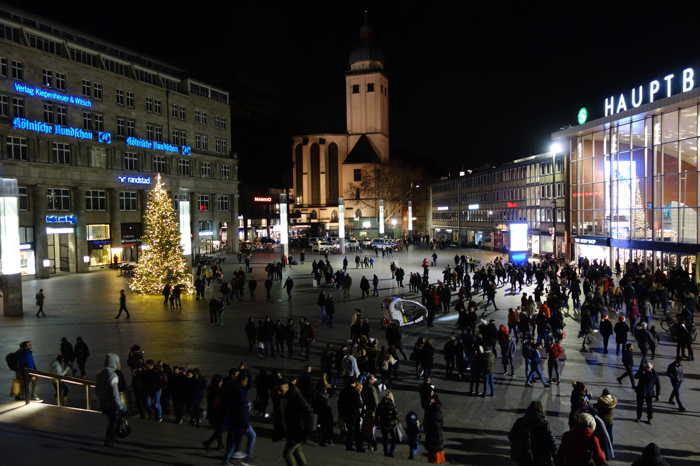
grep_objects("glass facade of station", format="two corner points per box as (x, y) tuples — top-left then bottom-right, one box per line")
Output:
(568, 102), (700, 273)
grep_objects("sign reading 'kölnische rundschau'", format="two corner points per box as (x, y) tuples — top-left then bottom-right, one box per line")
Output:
(12, 117), (111, 143)
(604, 67), (696, 117)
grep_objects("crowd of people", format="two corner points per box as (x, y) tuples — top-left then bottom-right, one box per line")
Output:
(10, 246), (698, 466)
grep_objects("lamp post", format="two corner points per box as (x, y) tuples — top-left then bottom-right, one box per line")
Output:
(549, 142), (563, 260)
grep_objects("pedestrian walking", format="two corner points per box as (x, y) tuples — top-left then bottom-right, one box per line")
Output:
(616, 343), (636, 388)
(508, 401), (557, 466)
(35, 289), (46, 317)
(556, 413), (606, 466)
(284, 277), (294, 300)
(600, 314), (613, 354)
(406, 411), (422, 460)
(424, 393), (445, 464)
(377, 391), (399, 457)
(635, 361), (660, 424)
(115, 289), (130, 319)
(95, 353), (127, 447)
(74, 337), (90, 378)
(546, 340), (564, 385)
(595, 389), (617, 444)
(666, 357), (686, 412)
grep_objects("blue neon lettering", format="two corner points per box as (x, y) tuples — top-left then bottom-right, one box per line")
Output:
(13, 118), (111, 144)
(45, 214), (76, 224)
(14, 82), (92, 108)
(126, 137), (189, 155)
(117, 175), (151, 185)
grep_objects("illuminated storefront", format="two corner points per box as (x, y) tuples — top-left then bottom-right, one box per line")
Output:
(556, 66), (700, 275)
(86, 224), (111, 266)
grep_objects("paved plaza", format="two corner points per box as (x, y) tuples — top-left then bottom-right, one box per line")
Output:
(1, 246), (699, 465)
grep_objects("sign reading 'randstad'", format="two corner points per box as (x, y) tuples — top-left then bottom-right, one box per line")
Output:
(604, 67), (696, 117)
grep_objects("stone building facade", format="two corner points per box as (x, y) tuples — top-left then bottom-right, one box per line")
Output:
(0, 6), (238, 278)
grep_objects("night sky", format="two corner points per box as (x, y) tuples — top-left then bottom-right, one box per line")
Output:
(8, 1), (700, 186)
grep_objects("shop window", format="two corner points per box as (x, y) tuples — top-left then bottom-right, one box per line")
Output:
(87, 224), (110, 240)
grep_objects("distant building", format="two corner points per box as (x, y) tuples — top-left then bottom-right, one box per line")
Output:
(0, 6), (238, 277)
(431, 153), (567, 257)
(290, 14), (395, 238)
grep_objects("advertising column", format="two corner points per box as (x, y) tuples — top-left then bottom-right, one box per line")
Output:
(178, 190), (192, 261)
(378, 199), (385, 235)
(32, 184), (50, 278)
(338, 197), (345, 254)
(0, 178), (22, 316)
(279, 192), (289, 258)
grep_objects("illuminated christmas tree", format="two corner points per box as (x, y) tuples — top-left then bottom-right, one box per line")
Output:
(130, 174), (193, 294)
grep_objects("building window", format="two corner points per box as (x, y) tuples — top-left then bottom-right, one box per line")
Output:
(172, 129), (187, 146)
(215, 138), (228, 154)
(81, 80), (91, 97)
(43, 103), (55, 123)
(353, 169), (362, 182)
(94, 113), (104, 131)
(119, 191), (137, 211)
(195, 111), (208, 125)
(352, 84), (360, 94)
(85, 190), (106, 211)
(146, 98), (163, 115)
(47, 188), (72, 211)
(195, 134), (208, 151)
(43, 69), (54, 87)
(116, 89), (125, 106)
(177, 158), (191, 176)
(0, 95), (8, 116)
(18, 186), (29, 210)
(146, 124), (155, 140)
(12, 97), (24, 117)
(220, 164), (231, 179)
(126, 91), (134, 108)
(214, 117), (227, 129)
(56, 105), (67, 125)
(0, 58), (7, 77)
(51, 143), (71, 164)
(154, 99), (162, 114)
(123, 152), (139, 171)
(6, 136), (28, 160)
(91, 147), (107, 168)
(153, 155), (167, 173)
(55, 72), (65, 90)
(200, 161), (212, 177)
(82, 112), (93, 130)
(126, 120), (135, 137)
(218, 195), (230, 211)
(93, 83), (103, 100)
(145, 97), (154, 113)
(11, 60), (23, 80)
(198, 194), (209, 211)
(117, 118), (125, 137)
(171, 104), (186, 120)
(367, 83), (374, 92)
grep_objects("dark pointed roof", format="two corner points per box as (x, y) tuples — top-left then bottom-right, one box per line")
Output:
(348, 10), (384, 67)
(344, 135), (380, 164)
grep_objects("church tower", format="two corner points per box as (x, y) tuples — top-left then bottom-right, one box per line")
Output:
(345, 12), (389, 162)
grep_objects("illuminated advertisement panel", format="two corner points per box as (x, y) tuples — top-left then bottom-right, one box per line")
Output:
(509, 222), (528, 252)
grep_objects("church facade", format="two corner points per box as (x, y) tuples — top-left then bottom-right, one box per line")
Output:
(290, 18), (392, 238)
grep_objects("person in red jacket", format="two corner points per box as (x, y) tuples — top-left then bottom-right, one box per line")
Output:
(557, 412), (607, 466)
(547, 341), (564, 385)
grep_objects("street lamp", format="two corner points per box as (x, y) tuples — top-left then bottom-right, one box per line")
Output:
(549, 142), (563, 259)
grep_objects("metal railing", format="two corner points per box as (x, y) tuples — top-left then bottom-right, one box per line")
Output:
(23, 369), (97, 411)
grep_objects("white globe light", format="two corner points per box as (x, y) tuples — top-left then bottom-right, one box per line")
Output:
(550, 142), (563, 154)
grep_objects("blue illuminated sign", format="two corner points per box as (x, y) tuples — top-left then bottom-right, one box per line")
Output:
(117, 175), (152, 185)
(14, 82), (92, 108)
(46, 214), (76, 224)
(510, 252), (528, 264)
(125, 136), (191, 156)
(13, 118), (111, 144)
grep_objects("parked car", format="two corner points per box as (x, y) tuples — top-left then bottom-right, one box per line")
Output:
(346, 239), (360, 250)
(312, 240), (334, 253)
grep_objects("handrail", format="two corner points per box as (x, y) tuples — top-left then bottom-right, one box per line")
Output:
(24, 369), (97, 411)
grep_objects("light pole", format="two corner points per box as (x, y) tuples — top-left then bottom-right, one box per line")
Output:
(549, 142), (563, 259)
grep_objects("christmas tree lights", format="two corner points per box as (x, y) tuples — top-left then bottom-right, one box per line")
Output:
(130, 174), (193, 294)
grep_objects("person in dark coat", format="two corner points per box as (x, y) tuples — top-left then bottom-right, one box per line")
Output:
(376, 391), (399, 457)
(614, 316), (629, 355)
(74, 337), (90, 378)
(508, 401), (557, 466)
(666, 357), (686, 412)
(60, 337), (75, 375)
(616, 343), (636, 389)
(245, 317), (257, 353)
(424, 393), (445, 464)
(273, 378), (314, 466)
(202, 374), (225, 450)
(421, 339), (435, 378)
(635, 361), (661, 424)
(632, 442), (670, 466)
(599, 314), (613, 354)
(338, 381), (365, 452)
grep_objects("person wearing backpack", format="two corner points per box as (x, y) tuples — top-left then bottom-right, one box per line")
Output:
(557, 412), (607, 466)
(405, 410), (422, 459)
(95, 353), (127, 447)
(13, 341), (39, 401)
(508, 401), (557, 466)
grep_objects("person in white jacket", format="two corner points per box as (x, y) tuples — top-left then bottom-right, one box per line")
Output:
(96, 353), (127, 447)
(50, 354), (70, 403)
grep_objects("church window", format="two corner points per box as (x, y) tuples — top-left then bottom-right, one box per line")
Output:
(353, 169), (362, 182)
(352, 84), (360, 94)
(367, 83), (374, 92)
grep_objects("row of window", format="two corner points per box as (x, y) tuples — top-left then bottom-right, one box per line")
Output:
(3, 136), (233, 178)
(433, 207), (566, 224)
(17, 187), (231, 212)
(1, 59), (229, 128)
(0, 97), (229, 154)
(351, 82), (388, 95)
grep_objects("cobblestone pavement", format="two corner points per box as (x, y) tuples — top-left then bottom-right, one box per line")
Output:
(0, 246), (698, 465)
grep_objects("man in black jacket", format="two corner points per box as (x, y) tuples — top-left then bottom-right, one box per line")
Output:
(667, 357), (686, 412)
(617, 343), (636, 389)
(599, 314), (613, 354)
(614, 316), (629, 355)
(273, 378), (314, 466)
(635, 361), (661, 424)
(338, 381), (365, 452)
